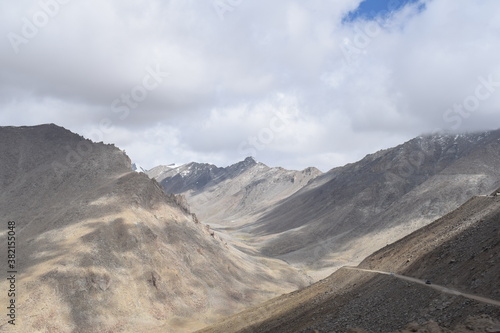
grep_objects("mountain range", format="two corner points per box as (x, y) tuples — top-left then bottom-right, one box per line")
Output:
(198, 189), (500, 332)
(0, 124), (308, 332)
(1, 124), (498, 332)
(149, 130), (500, 280)
(147, 157), (321, 227)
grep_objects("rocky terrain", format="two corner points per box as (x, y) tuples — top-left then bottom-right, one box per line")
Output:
(253, 131), (500, 276)
(347, 316), (500, 333)
(156, 130), (500, 280)
(2, 124), (498, 333)
(147, 157), (322, 227)
(0, 124), (309, 332)
(197, 192), (500, 333)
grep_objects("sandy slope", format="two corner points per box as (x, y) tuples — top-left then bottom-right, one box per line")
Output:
(0, 125), (309, 332)
(196, 193), (500, 333)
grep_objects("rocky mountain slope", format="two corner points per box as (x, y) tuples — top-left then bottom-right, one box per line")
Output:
(152, 130), (500, 280)
(147, 157), (322, 226)
(197, 191), (500, 333)
(251, 131), (500, 276)
(0, 124), (308, 333)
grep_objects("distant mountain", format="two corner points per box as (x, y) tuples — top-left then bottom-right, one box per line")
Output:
(147, 157), (322, 225)
(153, 130), (500, 280)
(146, 162), (184, 180)
(198, 191), (500, 333)
(249, 130), (500, 275)
(0, 124), (308, 333)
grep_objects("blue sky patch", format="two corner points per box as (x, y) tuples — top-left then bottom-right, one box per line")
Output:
(343, 0), (425, 22)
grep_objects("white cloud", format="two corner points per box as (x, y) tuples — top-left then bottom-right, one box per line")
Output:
(1, 0), (499, 171)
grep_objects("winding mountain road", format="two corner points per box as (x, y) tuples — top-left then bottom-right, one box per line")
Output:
(344, 266), (500, 307)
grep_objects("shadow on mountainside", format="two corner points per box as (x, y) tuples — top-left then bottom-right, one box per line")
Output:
(196, 195), (500, 333)
(245, 131), (500, 265)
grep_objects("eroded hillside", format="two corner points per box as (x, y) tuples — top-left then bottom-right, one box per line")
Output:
(197, 192), (500, 333)
(147, 157), (322, 227)
(156, 131), (500, 280)
(0, 125), (308, 332)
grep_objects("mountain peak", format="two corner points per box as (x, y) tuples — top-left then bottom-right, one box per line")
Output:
(226, 156), (261, 174)
(242, 156), (257, 166)
(244, 156), (256, 162)
(301, 166), (322, 175)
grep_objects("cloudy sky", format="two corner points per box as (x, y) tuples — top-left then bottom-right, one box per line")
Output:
(1, 0), (499, 171)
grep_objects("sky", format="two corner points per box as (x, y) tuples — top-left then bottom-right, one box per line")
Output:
(1, 0), (499, 172)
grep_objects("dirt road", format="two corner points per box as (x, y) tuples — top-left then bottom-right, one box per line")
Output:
(344, 266), (500, 307)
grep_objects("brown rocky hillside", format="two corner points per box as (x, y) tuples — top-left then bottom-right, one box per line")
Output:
(197, 192), (500, 333)
(0, 124), (308, 332)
